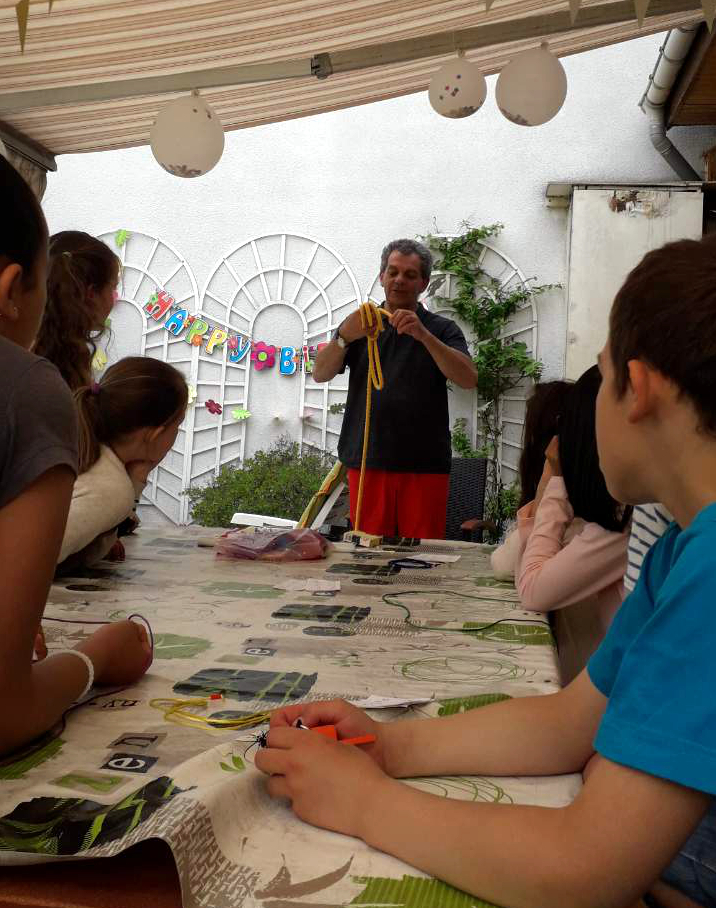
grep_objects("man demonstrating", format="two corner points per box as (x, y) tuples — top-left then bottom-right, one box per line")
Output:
(312, 239), (477, 539)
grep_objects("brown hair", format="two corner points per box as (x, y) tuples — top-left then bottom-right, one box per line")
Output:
(519, 380), (572, 508)
(610, 234), (716, 436)
(75, 356), (188, 473)
(34, 231), (120, 391)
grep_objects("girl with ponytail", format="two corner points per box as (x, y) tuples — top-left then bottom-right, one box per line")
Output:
(34, 231), (120, 391)
(58, 356), (188, 569)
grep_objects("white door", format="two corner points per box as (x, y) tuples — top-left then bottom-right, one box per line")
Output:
(565, 187), (703, 380)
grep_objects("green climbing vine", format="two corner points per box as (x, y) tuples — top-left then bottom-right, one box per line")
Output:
(422, 223), (556, 543)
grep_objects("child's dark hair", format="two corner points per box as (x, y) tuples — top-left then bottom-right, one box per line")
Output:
(35, 231), (121, 391)
(75, 357), (188, 473)
(519, 380), (572, 508)
(0, 156), (47, 279)
(560, 365), (631, 533)
(609, 234), (716, 437)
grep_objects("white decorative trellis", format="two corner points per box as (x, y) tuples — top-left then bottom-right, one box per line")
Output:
(97, 230), (535, 525)
(367, 239), (538, 489)
(189, 233), (361, 503)
(97, 229), (200, 525)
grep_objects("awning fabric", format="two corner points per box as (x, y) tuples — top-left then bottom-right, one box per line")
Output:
(0, 0), (704, 156)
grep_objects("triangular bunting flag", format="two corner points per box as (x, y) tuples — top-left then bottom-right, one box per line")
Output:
(485, 0), (495, 10)
(15, 0), (29, 52)
(634, 0), (651, 27)
(49, 0), (54, 10)
(569, 0), (581, 23)
(702, 0), (716, 30)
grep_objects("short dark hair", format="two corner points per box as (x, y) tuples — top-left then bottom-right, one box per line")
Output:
(560, 365), (631, 532)
(380, 239), (433, 282)
(610, 234), (716, 436)
(519, 380), (572, 508)
(0, 155), (47, 281)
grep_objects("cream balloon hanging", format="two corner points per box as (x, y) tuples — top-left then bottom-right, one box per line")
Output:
(429, 53), (487, 119)
(495, 43), (568, 127)
(150, 91), (225, 178)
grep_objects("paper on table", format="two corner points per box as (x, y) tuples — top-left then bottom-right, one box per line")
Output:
(351, 695), (433, 709)
(274, 578), (341, 592)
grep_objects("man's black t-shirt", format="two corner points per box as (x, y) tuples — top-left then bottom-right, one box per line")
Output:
(337, 304), (470, 474)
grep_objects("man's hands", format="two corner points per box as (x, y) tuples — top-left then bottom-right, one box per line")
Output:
(389, 308), (429, 343)
(337, 307), (395, 344)
(77, 619), (152, 686)
(256, 702), (396, 838)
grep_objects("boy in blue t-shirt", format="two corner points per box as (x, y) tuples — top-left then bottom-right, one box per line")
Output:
(257, 235), (716, 908)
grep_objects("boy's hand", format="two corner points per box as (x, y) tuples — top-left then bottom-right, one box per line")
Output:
(270, 699), (389, 772)
(255, 726), (394, 838)
(77, 620), (152, 686)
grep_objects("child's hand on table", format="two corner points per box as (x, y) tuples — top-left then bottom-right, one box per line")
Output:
(255, 724), (395, 839)
(269, 699), (388, 772)
(77, 619), (152, 686)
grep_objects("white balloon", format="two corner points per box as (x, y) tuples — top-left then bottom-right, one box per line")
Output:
(496, 42), (568, 127)
(429, 57), (487, 119)
(150, 93), (224, 178)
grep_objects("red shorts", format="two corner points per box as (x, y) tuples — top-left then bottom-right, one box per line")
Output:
(347, 468), (449, 539)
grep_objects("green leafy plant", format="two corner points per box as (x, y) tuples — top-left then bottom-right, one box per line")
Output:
(423, 224), (556, 542)
(185, 435), (335, 527)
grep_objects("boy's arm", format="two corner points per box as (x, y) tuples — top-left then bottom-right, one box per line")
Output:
(260, 700), (709, 908)
(359, 752), (710, 908)
(385, 669), (605, 778)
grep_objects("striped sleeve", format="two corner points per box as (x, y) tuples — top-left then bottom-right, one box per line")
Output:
(623, 503), (674, 591)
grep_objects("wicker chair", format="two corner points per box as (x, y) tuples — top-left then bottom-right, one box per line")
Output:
(445, 457), (494, 543)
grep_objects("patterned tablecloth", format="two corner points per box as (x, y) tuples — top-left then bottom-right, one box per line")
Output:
(0, 529), (581, 908)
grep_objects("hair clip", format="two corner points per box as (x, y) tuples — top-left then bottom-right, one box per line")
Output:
(90, 381), (101, 395)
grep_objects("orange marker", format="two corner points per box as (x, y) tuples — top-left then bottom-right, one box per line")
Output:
(295, 720), (376, 747)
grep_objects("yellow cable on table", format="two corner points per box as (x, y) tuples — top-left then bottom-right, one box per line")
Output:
(347, 302), (389, 545)
(150, 697), (271, 731)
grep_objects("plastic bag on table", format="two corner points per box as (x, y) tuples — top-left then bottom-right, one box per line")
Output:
(216, 527), (331, 562)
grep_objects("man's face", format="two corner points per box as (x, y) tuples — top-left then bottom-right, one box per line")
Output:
(380, 251), (429, 310)
(596, 340), (639, 504)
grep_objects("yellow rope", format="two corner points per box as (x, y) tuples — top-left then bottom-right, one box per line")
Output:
(149, 697), (271, 731)
(354, 302), (388, 532)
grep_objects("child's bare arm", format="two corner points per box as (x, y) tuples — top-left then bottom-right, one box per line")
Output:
(383, 670), (606, 778)
(0, 467), (151, 754)
(272, 670), (606, 779)
(258, 721), (709, 908)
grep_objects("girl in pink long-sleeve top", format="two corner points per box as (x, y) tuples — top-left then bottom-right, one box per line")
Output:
(516, 366), (632, 683)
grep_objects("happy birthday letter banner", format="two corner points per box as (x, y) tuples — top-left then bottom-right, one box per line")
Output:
(144, 291), (327, 375)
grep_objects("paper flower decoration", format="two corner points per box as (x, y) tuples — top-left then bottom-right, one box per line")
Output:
(251, 342), (277, 371)
(91, 347), (108, 371)
(114, 229), (130, 248)
(231, 408), (251, 421)
(205, 399), (222, 415)
(187, 384), (197, 405)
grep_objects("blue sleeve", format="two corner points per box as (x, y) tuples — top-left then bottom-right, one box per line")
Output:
(592, 525), (716, 794)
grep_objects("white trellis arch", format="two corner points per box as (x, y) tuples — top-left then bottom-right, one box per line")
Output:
(190, 233), (362, 499)
(366, 239), (538, 489)
(97, 229), (200, 525)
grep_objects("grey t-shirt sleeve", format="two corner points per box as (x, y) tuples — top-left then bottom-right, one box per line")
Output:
(0, 358), (78, 510)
